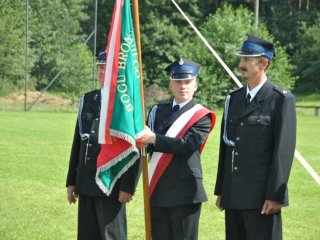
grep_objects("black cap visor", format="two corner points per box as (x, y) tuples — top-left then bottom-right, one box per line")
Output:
(170, 73), (195, 80)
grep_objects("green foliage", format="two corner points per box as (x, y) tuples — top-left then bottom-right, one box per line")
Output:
(134, 3), (296, 108)
(58, 45), (95, 101)
(29, 0), (89, 90)
(139, 0), (212, 90)
(293, 15), (320, 93)
(0, 0), (32, 96)
(140, 13), (187, 88)
(1, 0), (319, 102)
(185, 5), (296, 107)
(260, 1), (320, 56)
(82, 0), (114, 52)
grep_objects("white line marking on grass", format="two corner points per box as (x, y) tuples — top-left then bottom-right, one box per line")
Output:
(295, 150), (320, 185)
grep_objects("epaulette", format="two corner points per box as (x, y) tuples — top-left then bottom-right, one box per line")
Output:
(273, 85), (290, 96)
(156, 102), (171, 106)
(151, 102), (171, 110)
(149, 103), (158, 112)
(229, 87), (244, 95)
(84, 89), (99, 100)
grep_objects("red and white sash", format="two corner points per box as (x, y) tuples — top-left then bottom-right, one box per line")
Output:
(148, 104), (216, 196)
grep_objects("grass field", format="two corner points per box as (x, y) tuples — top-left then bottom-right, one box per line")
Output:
(0, 107), (319, 239)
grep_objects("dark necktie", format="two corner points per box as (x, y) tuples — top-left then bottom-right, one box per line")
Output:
(245, 94), (251, 107)
(172, 105), (180, 114)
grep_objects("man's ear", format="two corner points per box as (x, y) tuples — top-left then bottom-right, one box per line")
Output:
(261, 58), (269, 70)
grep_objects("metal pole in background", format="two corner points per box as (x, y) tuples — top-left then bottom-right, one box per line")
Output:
(255, 0), (259, 29)
(24, 0), (29, 111)
(93, 0), (98, 89)
(26, 31), (95, 111)
(171, 0), (242, 87)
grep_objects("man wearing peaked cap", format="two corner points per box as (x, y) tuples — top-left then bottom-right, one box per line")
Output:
(66, 50), (141, 240)
(215, 35), (296, 240)
(165, 57), (201, 80)
(236, 34), (275, 60)
(97, 50), (107, 64)
(138, 57), (216, 240)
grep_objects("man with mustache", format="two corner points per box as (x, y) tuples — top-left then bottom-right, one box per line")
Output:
(214, 35), (296, 240)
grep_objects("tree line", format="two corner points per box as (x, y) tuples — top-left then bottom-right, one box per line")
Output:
(0, 0), (319, 107)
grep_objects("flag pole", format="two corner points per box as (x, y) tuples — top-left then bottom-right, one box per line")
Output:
(131, 1), (152, 239)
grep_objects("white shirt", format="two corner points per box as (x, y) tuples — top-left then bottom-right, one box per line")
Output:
(172, 98), (193, 109)
(246, 78), (267, 102)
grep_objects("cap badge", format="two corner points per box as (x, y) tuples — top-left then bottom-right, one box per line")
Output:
(179, 58), (184, 65)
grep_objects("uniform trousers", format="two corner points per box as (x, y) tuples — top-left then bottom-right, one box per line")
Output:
(78, 195), (126, 240)
(151, 203), (201, 240)
(225, 209), (282, 240)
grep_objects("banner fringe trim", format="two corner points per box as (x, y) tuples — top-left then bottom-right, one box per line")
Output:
(95, 151), (139, 196)
(110, 129), (136, 146)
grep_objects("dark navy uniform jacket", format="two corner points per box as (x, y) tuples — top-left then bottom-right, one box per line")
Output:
(148, 99), (213, 207)
(214, 80), (296, 209)
(66, 89), (140, 198)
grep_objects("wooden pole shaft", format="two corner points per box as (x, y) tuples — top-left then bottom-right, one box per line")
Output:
(141, 150), (152, 240)
(131, 1), (152, 239)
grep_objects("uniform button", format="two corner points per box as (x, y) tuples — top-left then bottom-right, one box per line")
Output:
(235, 152), (239, 156)
(89, 143), (92, 147)
(230, 119), (233, 123)
(234, 166), (238, 171)
(240, 122), (244, 126)
(95, 118), (99, 121)
(86, 157), (90, 161)
(91, 130), (95, 133)
(236, 137), (240, 141)
(257, 119), (261, 123)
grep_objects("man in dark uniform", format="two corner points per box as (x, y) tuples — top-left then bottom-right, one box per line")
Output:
(66, 51), (140, 240)
(138, 57), (216, 240)
(214, 35), (296, 240)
